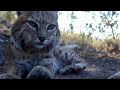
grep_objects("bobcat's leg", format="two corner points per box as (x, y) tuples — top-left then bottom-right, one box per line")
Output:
(26, 66), (54, 79)
(26, 58), (59, 79)
(59, 56), (87, 75)
(0, 74), (20, 79)
(59, 63), (86, 75)
(54, 45), (87, 75)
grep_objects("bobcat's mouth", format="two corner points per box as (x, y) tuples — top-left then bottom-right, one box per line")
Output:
(33, 39), (51, 49)
(34, 42), (50, 49)
(34, 43), (46, 49)
(22, 40), (45, 50)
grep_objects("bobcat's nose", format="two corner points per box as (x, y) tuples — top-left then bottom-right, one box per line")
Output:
(39, 37), (46, 42)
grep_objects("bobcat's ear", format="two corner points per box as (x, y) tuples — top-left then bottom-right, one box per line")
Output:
(48, 11), (58, 20)
(16, 11), (33, 17)
(53, 11), (58, 19)
(16, 11), (22, 17)
(52, 11), (58, 15)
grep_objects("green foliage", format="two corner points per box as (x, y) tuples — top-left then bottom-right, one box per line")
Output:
(0, 11), (17, 24)
(68, 11), (77, 33)
(85, 11), (119, 40)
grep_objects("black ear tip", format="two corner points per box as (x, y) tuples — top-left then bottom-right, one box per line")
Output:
(17, 11), (22, 17)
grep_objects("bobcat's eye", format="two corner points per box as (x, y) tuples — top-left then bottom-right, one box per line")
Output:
(27, 21), (38, 30)
(47, 24), (56, 31)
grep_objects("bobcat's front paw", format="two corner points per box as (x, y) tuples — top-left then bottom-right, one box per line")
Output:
(0, 74), (20, 79)
(26, 66), (53, 79)
(74, 63), (86, 72)
(59, 63), (86, 75)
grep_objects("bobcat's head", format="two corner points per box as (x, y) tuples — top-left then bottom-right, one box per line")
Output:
(11, 11), (60, 54)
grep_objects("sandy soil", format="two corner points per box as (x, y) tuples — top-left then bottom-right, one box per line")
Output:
(54, 49), (120, 79)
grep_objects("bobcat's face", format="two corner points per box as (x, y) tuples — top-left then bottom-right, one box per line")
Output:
(11, 11), (60, 53)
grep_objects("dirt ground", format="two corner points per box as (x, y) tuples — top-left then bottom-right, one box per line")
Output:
(54, 48), (120, 79)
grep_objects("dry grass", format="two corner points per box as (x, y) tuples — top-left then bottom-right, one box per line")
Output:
(60, 31), (92, 48)
(60, 31), (120, 53)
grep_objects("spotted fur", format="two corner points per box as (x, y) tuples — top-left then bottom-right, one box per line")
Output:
(0, 11), (86, 79)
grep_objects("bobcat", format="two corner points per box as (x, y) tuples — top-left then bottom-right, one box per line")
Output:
(0, 11), (86, 79)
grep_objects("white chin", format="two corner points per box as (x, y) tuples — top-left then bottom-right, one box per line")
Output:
(35, 44), (46, 49)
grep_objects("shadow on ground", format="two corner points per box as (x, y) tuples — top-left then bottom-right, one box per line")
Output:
(55, 48), (120, 79)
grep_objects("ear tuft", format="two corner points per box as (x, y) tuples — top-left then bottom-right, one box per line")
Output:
(16, 11), (33, 17)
